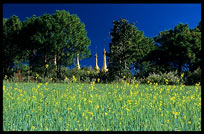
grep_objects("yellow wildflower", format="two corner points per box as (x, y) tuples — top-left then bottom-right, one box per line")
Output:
(181, 73), (184, 78)
(36, 73), (39, 78)
(72, 75), (77, 82)
(126, 108), (130, 112)
(31, 126), (35, 130)
(165, 79), (169, 84)
(96, 105), (99, 109)
(172, 111), (179, 118)
(4, 75), (8, 79)
(195, 82), (200, 87)
(45, 64), (49, 69)
(97, 78), (100, 83)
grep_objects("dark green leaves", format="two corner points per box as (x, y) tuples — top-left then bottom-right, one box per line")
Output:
(107, 18), (155, 80)
(3, 10), (91, 78)
(154, 22), (201, 73)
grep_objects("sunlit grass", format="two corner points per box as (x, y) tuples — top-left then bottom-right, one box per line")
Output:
(3, 81), (201, 131)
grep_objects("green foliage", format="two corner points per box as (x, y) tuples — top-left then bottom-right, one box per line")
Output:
(3, 10), (91, 80)
(146, 71), (181, 85)
(98, 71), (110, 83)
(107, 18), (155, 81)
(58, 67), (99, 83)
(153, 22), (201, 73)
(162, 71), (181, 85)
(146, 73), (163, 84)
(51, 10), (91, 78)
(3, 16), (23, 77)
(184, 68), (201, 85)
(134, 61), (158, 78)
(3, 14), (201, 86)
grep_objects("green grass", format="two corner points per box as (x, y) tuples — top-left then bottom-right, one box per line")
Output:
(3, 81), (201, 131)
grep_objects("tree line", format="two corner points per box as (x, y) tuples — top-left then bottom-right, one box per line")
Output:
(3, 10), (91, 79)
(108, 18), (201, 83)
(3, 10), (201, 84)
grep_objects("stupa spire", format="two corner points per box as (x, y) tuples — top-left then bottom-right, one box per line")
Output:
(76, 53), (80, 69)
(101, 48), (108, 72)
(94, 53), (100, 72)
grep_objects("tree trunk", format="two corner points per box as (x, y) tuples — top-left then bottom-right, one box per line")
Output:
(29, 53), (33, 77)
(58, 62), (61, 78)
(119, 59), (122, 78)
(57, 61), (59, 78)
(44, 55), (47, 78)
(57, 56), (61, 79)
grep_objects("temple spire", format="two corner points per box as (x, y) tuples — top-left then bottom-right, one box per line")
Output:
(101, 48), (108, 72)
(94, 53), (100, 72)
(76, 53), (80, 69)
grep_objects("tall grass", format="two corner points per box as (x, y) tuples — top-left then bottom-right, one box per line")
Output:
(3, 81), (201, 131)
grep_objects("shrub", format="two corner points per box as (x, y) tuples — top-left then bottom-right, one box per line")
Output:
(184, 68), (201, 85)
(146, 72), (163, 84)
(146, 71), (180, 85)
(59, 66), (100, 83)
(162, 71), (181, 85)
(137, 77), (146, 84)
(98, 71), (109, 83)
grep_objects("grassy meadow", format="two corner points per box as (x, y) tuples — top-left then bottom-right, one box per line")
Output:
(3, 80), (201, 131)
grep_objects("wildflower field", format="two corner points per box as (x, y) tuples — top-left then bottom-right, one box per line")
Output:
(3, 81), (201, 131)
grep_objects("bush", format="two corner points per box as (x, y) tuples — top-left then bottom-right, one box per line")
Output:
(146, 71), (181, 85)
(162, 71), (181, 85)
(184, 68), (201, 85)
(146, 72), (163, 84)
(59, 66), (100, 83)
(6, 62), (31, 82)
(98, 71), (110, 83)
(137, 77), (146, 84)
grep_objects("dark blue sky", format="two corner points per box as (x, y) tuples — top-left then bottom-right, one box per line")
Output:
(3, 4), (201, 69)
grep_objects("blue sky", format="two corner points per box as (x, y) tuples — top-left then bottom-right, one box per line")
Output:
(3, 4), (201, 69)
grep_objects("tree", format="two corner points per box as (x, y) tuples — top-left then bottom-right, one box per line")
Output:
(19, 16), (37, 64)
(27, 14), (55, 77)
(3, 15), (23, 77)
(154, 22), (201, 74)
(18, 10), (91, 79)
(189, 20), (201, 72)
(52, 10), (91, 78)
(131, 35), (156, 78)
(107, 18), (155, 80)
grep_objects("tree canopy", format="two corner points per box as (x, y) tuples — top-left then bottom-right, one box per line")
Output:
(3, 10), (91, 78)
(3, 15), (23, 77)
(153, 21), (201, 74)
(3, 13), (201, 85)
(107, 18), (155, 80)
